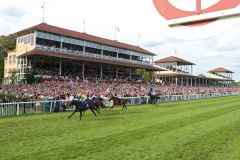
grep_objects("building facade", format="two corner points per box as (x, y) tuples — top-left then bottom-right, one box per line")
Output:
(4, 23), (163, 84)
(154, 56), (234, 87)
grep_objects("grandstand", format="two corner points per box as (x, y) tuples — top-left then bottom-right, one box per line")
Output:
(154, 56), (234, 87)
(3, 23), (164, 84)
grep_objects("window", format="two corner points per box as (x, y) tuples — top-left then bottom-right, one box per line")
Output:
(9, 56), (12, 64)
(13, 55), (16, 63)
(31, 34), (34, 45)
(23, 36), (27, 44)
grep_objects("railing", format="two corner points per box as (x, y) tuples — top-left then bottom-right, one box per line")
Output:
(35, 45), (152, 66)
(0, 100), (69, 117)
(1, 92), (240, 117)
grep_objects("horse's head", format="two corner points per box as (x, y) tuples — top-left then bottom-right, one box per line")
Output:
(67, 100), (83, 108)
(97, 97), (104, 102)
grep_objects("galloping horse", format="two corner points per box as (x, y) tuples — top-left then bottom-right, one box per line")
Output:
(109, 96), (130, 112)
(149, 94), (160, 105)
(91, 97), (106, 111)
(67, 99), (100, 120)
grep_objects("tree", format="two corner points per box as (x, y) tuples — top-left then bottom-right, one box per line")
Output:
(0, 35), (16, 81)
(136, 69), (154, 81)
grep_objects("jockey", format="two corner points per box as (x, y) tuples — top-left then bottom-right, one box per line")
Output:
(148, 88), (153, 97)
(77, 92), (87, 102)
(149, 88), (156, 96)
(106, 87), (111, 97)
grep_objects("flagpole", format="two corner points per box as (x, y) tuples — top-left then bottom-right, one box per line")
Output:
(174, 48), (177, 55)
(83, 15), (86, 33)
(137, 33), (141, 46)
(41, 1), (45, 23)
(114, 26), (117, 41)
(114, 26), (120, 41)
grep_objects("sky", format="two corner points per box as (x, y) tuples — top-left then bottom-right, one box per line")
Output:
(0, 0), (239, 81)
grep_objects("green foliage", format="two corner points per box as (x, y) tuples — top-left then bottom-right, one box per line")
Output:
(230, 81), (240, 86)
(0, 44), (7, 55)
(1, 96), (240, 160)
(0, 93), (16, 100)
(0, 35), (16, 52)
(0, 35), (16, 80)
(136, 69), (154, 81)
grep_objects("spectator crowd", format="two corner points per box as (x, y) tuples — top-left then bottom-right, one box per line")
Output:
(1, 78), (240, 101)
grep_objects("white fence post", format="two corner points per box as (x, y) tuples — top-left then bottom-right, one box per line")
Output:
(17, 103), (20, 116)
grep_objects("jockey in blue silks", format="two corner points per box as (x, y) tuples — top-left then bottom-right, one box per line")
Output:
(76, 92), (89, 109)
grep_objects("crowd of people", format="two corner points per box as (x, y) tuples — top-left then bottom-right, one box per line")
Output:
(1, 78), (240, 101)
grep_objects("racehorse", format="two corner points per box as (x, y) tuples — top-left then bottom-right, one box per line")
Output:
(109, 96), (130, 112)
(67, 99), (100, 120)
(149, 94), (160, 106)
(91, 97), (106, 111)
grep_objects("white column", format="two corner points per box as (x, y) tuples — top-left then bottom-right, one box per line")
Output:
(60, 36), (63, 52)
(101, 45), (104, 58)
(83, 41), (86, 55)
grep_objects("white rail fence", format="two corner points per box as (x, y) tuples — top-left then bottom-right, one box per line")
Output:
(0, 92), (240, 117)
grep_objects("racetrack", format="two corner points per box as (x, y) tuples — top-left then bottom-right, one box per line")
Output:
(1, 96), (240, 160)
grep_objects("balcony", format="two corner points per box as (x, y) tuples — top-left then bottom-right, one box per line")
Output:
(35, 45), (152, 66)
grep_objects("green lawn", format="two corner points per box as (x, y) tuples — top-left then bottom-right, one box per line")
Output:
(1, 96), (240, 160)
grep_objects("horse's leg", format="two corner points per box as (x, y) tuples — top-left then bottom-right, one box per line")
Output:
(80, 111), (83, 120)
(109, 105), (114, 111)
(90, 108), (97, 117)
(68, 110), (76, 119)
(124, 103), (128, 112)
(101, 103), (106, 110)
(96, 105), (101, 113)
(93, 106), (101, 115)
(120, 104), (124, 113)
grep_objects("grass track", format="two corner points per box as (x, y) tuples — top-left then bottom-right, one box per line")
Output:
(0, 96), (240, 160)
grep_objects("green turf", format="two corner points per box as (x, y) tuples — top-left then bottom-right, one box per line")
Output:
(1, 96), (240, 160)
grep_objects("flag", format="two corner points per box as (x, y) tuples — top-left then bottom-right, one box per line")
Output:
(137, 33), (141, 39)
(41, 1), (45, 9)
(174, 48), (177, 54)
(115, 26), (120, 32)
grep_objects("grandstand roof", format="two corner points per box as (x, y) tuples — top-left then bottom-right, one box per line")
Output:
(20, 49), (165, 71)
(154, 56), (195, 65)
(208, 67), (234, 73)
(13, 23), (155, 56)
(154, 72), (234, 81)
(154, 72), (194, 77)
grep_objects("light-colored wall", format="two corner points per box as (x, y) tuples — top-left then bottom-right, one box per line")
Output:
(4, 36), (35, 80)
(208, 73), (231, 80)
